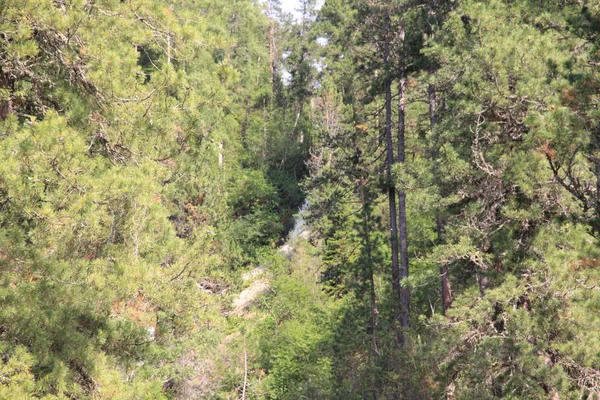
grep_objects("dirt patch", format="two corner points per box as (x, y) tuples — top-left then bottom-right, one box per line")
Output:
(174, 350), (219, 399)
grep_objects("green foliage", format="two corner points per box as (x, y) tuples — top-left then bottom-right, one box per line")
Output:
(250, 243), (336, 400)
(0, 0), (294, 397)
(252, 0), (600, 399)
(3, 0), (600, 398)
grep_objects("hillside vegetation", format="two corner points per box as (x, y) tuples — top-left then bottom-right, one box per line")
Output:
(1, 0), (600, 399)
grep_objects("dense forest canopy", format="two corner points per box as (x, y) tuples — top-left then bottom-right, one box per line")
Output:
(1, 0), (600, 399)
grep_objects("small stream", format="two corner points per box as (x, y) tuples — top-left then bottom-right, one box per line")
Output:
(235, 200), (310, 312)
(288, 200), (309, 242)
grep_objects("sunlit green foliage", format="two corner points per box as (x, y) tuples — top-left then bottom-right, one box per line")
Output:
(0, 0), (301, 397)
(3, 0), (600, 398)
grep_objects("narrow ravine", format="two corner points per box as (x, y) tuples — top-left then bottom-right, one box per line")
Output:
(232, 200), (310, 315)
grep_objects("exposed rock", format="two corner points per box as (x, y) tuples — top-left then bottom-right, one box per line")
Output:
(232, 279), (270, 315)
(298, 229), (311, 240)
(279, 243), (294, 259)
(241, 265), (266, 281)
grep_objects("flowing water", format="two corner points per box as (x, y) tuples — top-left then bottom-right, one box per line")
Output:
(288, 200), (309, 242)
(234, 200), (309, 313)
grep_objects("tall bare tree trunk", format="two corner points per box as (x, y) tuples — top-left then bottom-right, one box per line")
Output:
(268, 1), (277, 96)
(383, 12), (401, 343)
(396, 25), (410, 344)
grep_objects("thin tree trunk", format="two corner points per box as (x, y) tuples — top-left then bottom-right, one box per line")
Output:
(263, 100), (268, 161)
(396, 25), (410, 343)
(477, 269), (489, 296)
(595, 160), (600, 219)
(429, 82), (453, 314)
(383, 12), (401, 343)
(268, 7), (274, 77)
(268, 1), (277, 97)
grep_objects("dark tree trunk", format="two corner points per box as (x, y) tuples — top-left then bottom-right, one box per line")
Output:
(383, 13), (401, 343)
(396, 26), (410, 343)
(595, 160), (600, 221)
(0, 99), (13, 119)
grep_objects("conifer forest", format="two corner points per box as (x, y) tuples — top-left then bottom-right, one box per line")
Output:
(2, 0), (600, 398)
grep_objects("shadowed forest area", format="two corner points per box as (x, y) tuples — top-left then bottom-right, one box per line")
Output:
(1, 0), (600, 399)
